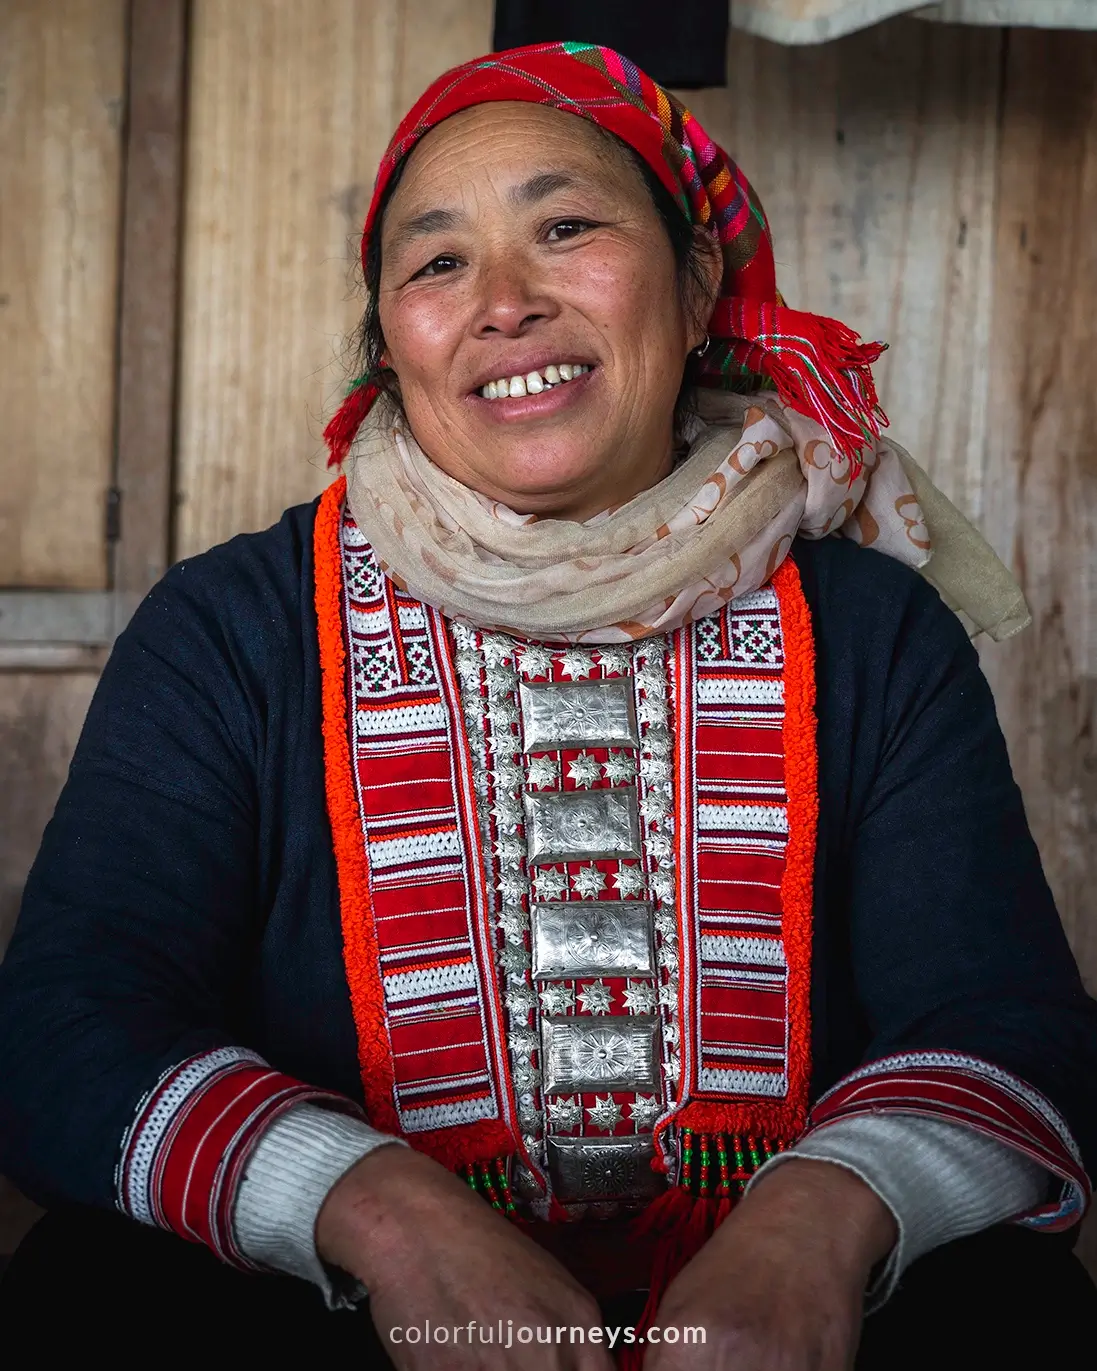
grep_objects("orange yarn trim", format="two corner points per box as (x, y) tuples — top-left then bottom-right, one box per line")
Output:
(675, 556), (817, 1140)
(315, 485), (518, 1170)
(314, 477), (399, 1135)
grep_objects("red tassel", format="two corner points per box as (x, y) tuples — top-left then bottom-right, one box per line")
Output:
(323, 380), (379, 468)
(706, 298), (888, 477)
(619, 1193), (724, 1369)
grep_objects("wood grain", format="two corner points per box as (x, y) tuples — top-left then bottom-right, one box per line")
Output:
(977, 30), (1097, 990)
(174, 0), (493, 560)
(0, 670), (96, 1258)
(113, 0), (188, 604)
(0, 0), (126, 588)
(685, 17), (1002, 516)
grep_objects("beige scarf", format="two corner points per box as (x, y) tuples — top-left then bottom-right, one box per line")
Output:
(343, 393), (1029, 644)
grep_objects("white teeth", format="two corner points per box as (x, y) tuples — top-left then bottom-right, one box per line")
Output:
(480, 363), (590, 399)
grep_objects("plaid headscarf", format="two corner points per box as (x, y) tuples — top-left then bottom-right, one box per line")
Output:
(325, 41), (887, 471)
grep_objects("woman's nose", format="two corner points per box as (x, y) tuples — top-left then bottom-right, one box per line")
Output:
(472, 257), (558, 337)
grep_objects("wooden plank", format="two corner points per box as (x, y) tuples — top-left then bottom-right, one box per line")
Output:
(112, 0), (188, 601)
(0, 0), (127, 588)
(978, 31), (1097, 990)
(0, 591), (113, 645)
(174, 0), (493, 560)
(685, 16), (1001, 516)
(0, 670), (97, 1256)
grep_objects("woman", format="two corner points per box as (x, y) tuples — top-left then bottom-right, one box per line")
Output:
(1, 41), (1095, 1368)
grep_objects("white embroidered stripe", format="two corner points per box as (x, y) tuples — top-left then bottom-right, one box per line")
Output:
(387, 996), (481, 1019)
(368, 829), (463, 869)
(368, 806), (455, 831)
(701, 934), (787, 966)
(702, 968), (786, 989)
(698, 803), (789, 834)
(383, 961), (478, 1003)
(371, 862), (462, 884)
(703, 837), (787, 855)
(357, 736), (449, 755)
(401, 1096), (498, 1132)
(698, 1066), (789, 1096)
(729, 589), (780, 611)
(117, 1045), (266, 1226)
(697, 678), (784, 706)
(703, 1044), (786, 1061)
(398, 1071), (493, 1096)
(703, 712), (784, 727)
(699, 912), (782, 926)
(703, 782), (786, 796)
(380, 940), (471, 963)
(355, 701), (449, 735)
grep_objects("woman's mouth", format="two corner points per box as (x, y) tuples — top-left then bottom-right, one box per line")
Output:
(478, 363), (592, 400)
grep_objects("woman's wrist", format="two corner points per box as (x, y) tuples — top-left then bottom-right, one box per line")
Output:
(316, 1141), (444, 1286)
(732, 1156), (898, 1283)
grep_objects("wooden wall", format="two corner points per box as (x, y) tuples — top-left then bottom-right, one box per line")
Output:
(1, 0), (1095, 1265)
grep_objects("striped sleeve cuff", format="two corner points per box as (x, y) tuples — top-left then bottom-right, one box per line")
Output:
(115, 1046), (367, 1268)
(747, 1112), (1049, 1305)
(232, 1102), (407, 1307)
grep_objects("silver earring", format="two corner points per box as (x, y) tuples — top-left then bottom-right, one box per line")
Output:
(693, 333), (711, 358)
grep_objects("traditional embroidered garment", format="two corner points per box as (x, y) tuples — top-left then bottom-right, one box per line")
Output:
(1, 499), (1095, 1317)
(1, 41), (1094, 1348)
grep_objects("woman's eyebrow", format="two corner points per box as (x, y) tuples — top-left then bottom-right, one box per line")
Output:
(387, 207), (462, 252)
(388, 172), (582, 252)
(507, 171), (578, 205)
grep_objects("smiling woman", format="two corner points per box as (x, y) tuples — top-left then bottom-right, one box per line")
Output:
(365, 102), (716, 520)
(1, 40), (1096, 1371)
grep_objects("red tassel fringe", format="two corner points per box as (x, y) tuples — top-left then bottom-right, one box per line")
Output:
(323, 380), (378, 468)
(707, 298), (888, 478)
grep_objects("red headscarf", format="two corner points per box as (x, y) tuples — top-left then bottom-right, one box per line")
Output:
(325, 41), (886, 472)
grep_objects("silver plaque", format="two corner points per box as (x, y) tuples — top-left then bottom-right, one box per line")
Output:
(524, 788), (641, 864)
(531, 902), (655, 980)
(541, 1015), (660, 1093)
(519, 678), (638, 752)
(548, 1135), (664, 1202)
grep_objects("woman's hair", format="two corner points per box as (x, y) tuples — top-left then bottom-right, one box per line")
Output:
(349, 125), (739, 440)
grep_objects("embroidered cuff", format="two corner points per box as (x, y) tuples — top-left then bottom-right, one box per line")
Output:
(115, 1046), (366, 1268)
(807, 1051), (1090, 1232)
(233, 1101), (407, 1308)
(747, 1112), (1049, 1306)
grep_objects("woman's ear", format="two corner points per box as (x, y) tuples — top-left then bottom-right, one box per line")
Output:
(687, 225), (724, 350)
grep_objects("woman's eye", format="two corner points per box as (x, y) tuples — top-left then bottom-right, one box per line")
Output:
(546, 219), (596, 241)
(413, 254), (461, 279)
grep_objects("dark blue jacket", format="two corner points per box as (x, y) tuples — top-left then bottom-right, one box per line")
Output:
(1, 501), (1094, 1208)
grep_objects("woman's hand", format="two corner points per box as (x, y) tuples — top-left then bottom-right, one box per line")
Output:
(644, 1158), (897, 1371)
(317, 1144), (616, 1370)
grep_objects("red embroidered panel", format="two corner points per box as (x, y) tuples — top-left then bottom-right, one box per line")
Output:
(339, 511), (517, 1152)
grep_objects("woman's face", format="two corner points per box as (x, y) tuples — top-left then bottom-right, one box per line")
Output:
(377, 103), (717, 521)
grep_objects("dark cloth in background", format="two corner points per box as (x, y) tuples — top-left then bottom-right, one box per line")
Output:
(2, 1207), (1094, 1361)
(492, 0), (728, 88)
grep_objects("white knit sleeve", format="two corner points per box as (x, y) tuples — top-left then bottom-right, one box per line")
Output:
(233, 1102), (407, 1308)
(745, 1112), (1050, 1306)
